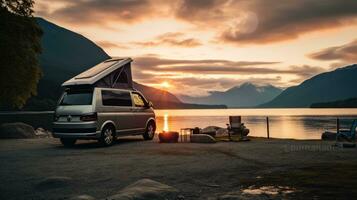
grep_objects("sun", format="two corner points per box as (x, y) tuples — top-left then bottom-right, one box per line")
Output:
(160, 81), (171, 88)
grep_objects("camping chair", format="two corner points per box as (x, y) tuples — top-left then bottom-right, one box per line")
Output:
(227, 116), (243, 141)
(336, 119), (357, 142)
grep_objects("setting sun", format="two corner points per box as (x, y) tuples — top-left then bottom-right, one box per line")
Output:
(160, 81), (171, 89)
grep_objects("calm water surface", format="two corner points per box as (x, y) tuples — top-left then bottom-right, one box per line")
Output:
(154, 109), (357, 139)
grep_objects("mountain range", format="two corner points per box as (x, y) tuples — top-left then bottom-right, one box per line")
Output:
(180, 83), (282, 107)
(261, 64), (357, 107)
(23, 18), (226, 110)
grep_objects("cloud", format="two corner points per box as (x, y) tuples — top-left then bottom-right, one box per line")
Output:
(308, 39), (357, 62)
(174, 0), (230, 23)
(133, 55), (280, 70)
(131, 55), (324, 95)
(133, 55), (323, 76)
(96, 41), (129, 49)
(175, 0), (357, 44)
(220, 0), (357, 44)
(36, 0), (357, 44)
(36, 0), (155, 25)
(133, 32), (202, 47)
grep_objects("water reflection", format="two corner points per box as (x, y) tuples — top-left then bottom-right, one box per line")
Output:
(163, 114), (169, 132)
(155, 109), (357, 139)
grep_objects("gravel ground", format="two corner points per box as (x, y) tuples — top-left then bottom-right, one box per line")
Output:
(0, 137), (356, 200)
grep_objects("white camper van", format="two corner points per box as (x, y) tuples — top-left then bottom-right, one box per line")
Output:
(52, 58), (156, 147)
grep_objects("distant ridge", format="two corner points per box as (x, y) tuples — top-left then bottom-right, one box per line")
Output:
(180, 82), (282, 107)
(311, 97), (357, 108)
(260, 64), (357, 107)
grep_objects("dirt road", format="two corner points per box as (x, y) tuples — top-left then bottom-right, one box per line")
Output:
(0, 137), (356, 199)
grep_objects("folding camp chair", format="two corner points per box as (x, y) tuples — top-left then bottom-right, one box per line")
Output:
(227, 116), (244, 141)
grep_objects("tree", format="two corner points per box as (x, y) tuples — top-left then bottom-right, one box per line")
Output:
(0, 0), (42, 108)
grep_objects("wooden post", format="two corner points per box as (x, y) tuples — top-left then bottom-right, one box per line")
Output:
(266, 116), (270, 139)
(337, 118), (340, 134)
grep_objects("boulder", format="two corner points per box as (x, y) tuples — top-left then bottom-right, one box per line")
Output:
(105, 179), (179, 200)
(35, 127), (52, 138)
(36, 176), (73, 190)
(190, 134), (216, 143)
(0, 122), (36, 139)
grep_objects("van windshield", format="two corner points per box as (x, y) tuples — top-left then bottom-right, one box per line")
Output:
(60, 90), (93, 105)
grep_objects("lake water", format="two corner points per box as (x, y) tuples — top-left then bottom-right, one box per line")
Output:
(1, 108), (357, 140)
(154, 109), (357, 140)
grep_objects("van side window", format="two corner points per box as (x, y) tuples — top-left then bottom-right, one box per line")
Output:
(132, 93), (146, 107)
(102, 90), (132, 107)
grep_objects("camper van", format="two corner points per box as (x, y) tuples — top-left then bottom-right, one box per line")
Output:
(52, 58), (156, 147)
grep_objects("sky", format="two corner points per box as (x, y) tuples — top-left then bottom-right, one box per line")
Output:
(34, 0), (357, 96)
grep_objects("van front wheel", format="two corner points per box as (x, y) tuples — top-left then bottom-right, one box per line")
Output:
(60, 138), (76, 147)
(143, 121), (156, 140)
(99, 126), (115, 146)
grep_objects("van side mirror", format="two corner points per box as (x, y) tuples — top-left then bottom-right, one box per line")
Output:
(148, 101), (154, 108)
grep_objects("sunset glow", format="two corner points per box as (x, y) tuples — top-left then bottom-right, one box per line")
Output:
(33, 0), (357, 96)
(160, 81), (171, 89)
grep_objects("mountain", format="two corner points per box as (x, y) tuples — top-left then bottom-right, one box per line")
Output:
(261, 64), (357, 107)
(37, 18), (110, 83)
(180, 83), (282, 107)
(133, 82), (226, 108)
(311, 98), (357, 108)
(18, 18), (224, 110)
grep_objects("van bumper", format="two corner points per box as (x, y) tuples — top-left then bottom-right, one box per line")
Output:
(52, 121), (101, 139)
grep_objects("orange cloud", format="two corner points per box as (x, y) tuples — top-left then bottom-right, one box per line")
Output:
(308, 39), (357, 62)
(96, 41), (129, 49)
(132, 32), (202, 48)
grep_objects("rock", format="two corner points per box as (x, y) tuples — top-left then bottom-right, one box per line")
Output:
(0, 122), (36, 139)
(69, 195), (96, 200)
(36, 176), (73, 190)
(190, 134), (216, 143)
(105, 179), (179, 200)
(321, 131), (336, 140)
(35, 127), (52, 138)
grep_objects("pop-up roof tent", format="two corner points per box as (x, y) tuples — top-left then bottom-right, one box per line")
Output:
(62, 57), (133, 89)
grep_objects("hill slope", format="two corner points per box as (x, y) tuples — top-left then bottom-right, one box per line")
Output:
(37, 18), (110, 83)
(261, 64), (357, 107)
(180, 83), (282, 107)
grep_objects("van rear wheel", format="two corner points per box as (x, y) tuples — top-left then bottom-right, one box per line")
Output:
(99, 126), (115, 146)
(143, 121), (156, 140)
(60, 138), (76, 147)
